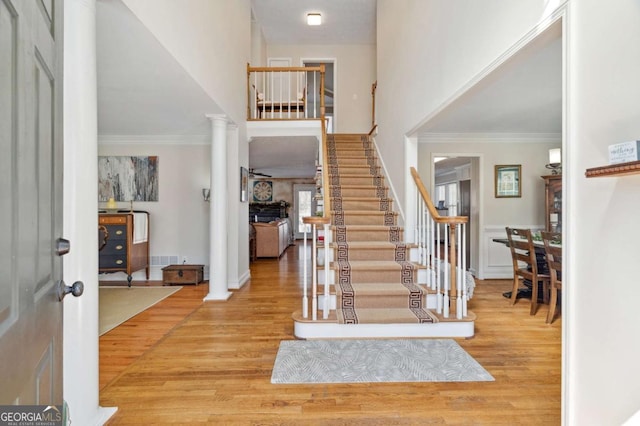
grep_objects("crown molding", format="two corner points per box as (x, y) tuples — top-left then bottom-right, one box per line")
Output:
(98, 134), (210, 145)
(419, 132), (561, 143)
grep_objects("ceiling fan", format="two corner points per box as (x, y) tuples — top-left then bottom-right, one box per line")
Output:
(248, 168), (272, 178)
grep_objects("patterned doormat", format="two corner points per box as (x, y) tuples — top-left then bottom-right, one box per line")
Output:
(271, 339), (494, 384)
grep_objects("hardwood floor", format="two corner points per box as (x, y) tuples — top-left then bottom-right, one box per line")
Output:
(100, 244), (561, 425)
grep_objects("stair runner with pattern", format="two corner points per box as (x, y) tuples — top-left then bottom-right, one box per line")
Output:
(326, 134), (438, 325)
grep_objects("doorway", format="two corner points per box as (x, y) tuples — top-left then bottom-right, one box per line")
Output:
(302, 59), (335, 132)
(293, 184), (317, 239)
(433, 156), (479, 274)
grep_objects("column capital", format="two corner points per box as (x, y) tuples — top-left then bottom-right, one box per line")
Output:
(206, 113), (227, 124)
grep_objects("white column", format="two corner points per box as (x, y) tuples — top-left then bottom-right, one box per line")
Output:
(204, 114), (232, 301)
(63, 0), (117, 424)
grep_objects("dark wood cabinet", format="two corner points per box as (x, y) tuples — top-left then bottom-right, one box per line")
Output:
(542, 175), (562, 232)
(99, 212), (150, 286)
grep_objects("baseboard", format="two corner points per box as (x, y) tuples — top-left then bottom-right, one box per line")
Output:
(229, 269), (251, 290)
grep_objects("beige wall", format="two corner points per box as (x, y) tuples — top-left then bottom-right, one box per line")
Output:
(567, 0), (640, 423)
(249, 177), (315, 207)
(376, 0), (554, 208)
(419, 138), (560, 278)
(122, 0), (251, 124)
(266, 44), (376, 133)
(98, 140), (211, 280)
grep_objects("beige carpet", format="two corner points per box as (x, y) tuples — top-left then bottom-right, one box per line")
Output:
(99, 286), (182, 335)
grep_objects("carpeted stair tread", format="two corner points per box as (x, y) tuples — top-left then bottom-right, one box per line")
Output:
(331, 209), (397, 216)
(330, 241), (416, 249)
(331, 224), (399, 231)
(336, 308), (437, 324)
(330, 260), (424, 271)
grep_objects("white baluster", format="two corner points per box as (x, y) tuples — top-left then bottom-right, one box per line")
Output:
(462, 223), (468, 317)
(443, 223), (450, 318)
(323, 223), (330, 319)
(434, 217), (442, 313)
(311, 223), (318, 321)
(456, 223), (463, 319)
(302, 223), (308, 318)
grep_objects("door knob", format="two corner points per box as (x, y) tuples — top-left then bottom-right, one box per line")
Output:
(57, 280), (84, 301)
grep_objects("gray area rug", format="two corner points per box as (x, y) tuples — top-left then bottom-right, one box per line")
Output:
(271, 339), (494, 384)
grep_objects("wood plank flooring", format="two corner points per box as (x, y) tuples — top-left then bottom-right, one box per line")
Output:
(100, 244), (561, 425)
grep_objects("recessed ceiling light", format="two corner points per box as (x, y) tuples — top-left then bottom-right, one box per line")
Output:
(307, 13), (322, 26)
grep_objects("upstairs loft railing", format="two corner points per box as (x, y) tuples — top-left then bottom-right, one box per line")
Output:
(410, 167), (470, 319)
(247, 63), (325, 121)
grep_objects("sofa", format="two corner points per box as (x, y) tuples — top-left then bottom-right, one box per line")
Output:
(252, 218), (291, 258)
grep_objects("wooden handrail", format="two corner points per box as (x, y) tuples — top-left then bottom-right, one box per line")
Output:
(248, 65), (324, 73)
(410, 167), (468, 224)
(371, 80), (377, 128)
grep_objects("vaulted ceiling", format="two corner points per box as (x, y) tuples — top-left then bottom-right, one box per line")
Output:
(97, 0), (561, 178)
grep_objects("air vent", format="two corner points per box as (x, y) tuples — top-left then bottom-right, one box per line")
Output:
(151, 256), (180, 266)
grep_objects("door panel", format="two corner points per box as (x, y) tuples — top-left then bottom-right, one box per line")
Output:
(0, 0), (63, 405)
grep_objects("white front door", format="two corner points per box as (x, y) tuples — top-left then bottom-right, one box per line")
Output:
(0, 0), (71, 407)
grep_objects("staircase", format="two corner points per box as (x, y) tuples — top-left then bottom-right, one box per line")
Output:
(293, 133), (475, 339)
(327, 133), (437, 325)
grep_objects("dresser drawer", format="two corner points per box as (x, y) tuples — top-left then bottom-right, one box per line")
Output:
(99, 215), (127, 225)
(101, 240), (127, 255)
(104, 225), (127, 240)
(99, 255), (128, 269)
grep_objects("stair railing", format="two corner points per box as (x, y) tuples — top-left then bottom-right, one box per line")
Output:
(410, 167), (469, 319)
(371, 80), (377, 128)
(247, 63), (325, 120)
(301, 118), (332, 321)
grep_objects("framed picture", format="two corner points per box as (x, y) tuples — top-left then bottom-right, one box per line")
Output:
(240, 167), (249, 202)
(98, 156), (159, 201)
(495, 165), (521, 198)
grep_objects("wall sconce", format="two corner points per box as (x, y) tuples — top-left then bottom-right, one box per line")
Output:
(202, 188), (210, 202)
(546, 148), (562, 175)
(307, 13), (322, 26)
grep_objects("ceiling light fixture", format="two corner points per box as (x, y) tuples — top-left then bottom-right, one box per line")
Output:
(307, 13), (322, 26)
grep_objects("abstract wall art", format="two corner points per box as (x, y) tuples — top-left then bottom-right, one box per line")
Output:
(98, 156), (159, 201)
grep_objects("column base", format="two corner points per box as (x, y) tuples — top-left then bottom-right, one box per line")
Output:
(203, 291), (233, 301)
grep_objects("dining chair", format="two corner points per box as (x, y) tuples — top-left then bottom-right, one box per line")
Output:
(505, 227), (550, 316)
(541, 231), (562, 324)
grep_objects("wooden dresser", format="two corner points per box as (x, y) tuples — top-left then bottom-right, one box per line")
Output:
(98, 212), (150, 286)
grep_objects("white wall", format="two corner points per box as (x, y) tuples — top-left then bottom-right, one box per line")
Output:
(376, 0), (554, 208)
(567, 1), (640, 423)
(98, 140), (212, 280)
(266, 44), (376, 133)
(121, 0), (251, 125)
(251, 18), (267, 67)
(419, 138), (560, 278)
(117, 0), (252, 290)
